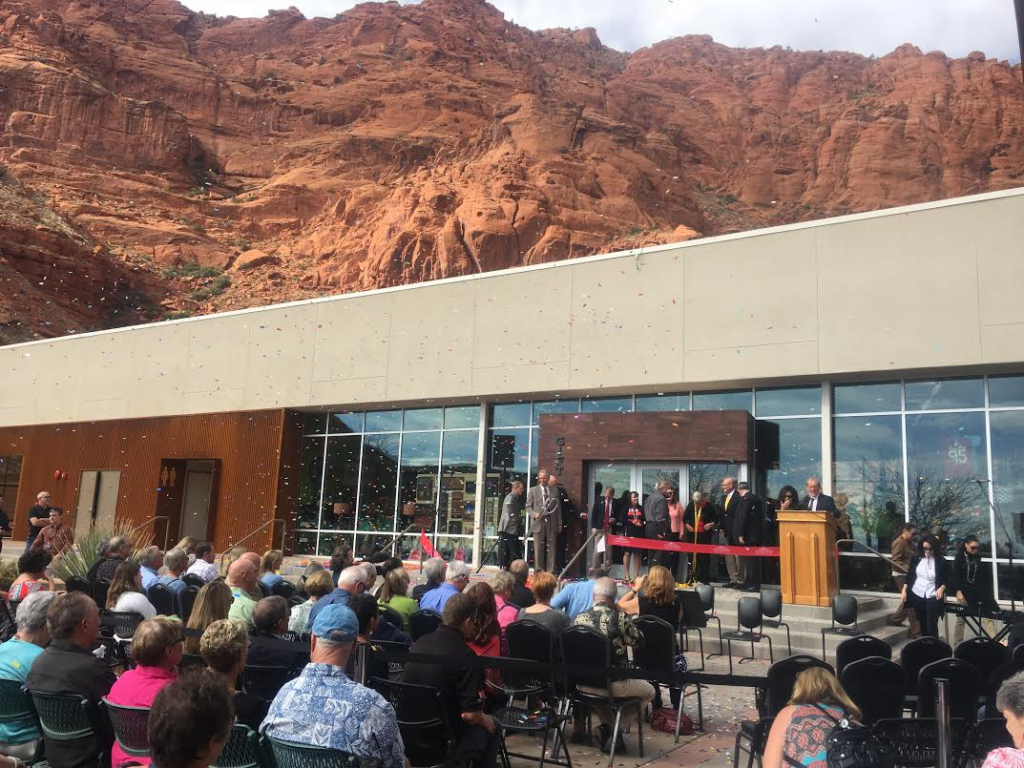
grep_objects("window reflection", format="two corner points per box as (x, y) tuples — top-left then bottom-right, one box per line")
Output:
(532, 399), (579, 426)
(297, 438), (325, 534)
(365, 410), (402, 433)
(693, 390), (752, 412)
(990, 375), (1024, 409)
(755, 387), (821, 417)
(905, 412), (988, 546)
(833, 416), (905, 550)
(491, 403), (531, 428)
(303, 412), (327, 435)
(904, 378), (984, 411)
(757, 418), (822, 499)
(404, 408), (443, 431)
(359, 433), (399, 535)
(635, 394), (689, 412)
(581, 397), (632, 413)
(990, 410), (1024, 558)
(330, 411), (364, 434)
(485, 428), (530, 536)
(833, 383), (901, 414)
(321, 435), (360, 530)
(444, 406), (480, 429)
(398, 432), (441, 535)
(439, 430), (480, 536)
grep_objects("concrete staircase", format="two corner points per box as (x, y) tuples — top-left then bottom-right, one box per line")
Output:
(686, 587), (914, 663)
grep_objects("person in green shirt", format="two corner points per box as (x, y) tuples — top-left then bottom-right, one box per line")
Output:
(227, 558), (258, 626)
(0, 591), (56, 759)
(377, 567), (418, 634)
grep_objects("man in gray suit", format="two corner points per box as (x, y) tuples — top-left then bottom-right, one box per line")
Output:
(497, 481), (525, 569)
(527, 469), (562, 573)
(644, 479), (671, 568)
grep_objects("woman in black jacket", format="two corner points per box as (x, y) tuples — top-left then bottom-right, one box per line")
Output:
(900, 533), (949, 638)
(617, 491), (646, 581)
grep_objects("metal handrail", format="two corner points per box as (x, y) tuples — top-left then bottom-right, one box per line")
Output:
(127, 515), (170, 552)
(834, 538), (908, 574)
(556, 529), (600, 586)
(219, 518), (286, 569)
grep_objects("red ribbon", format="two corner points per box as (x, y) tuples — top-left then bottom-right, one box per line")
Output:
(419, 530), (440, 558)
(605, 534), (780, 557)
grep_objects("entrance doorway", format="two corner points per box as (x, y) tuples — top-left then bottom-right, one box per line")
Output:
(75, 470), (121, 539)
(586, 460), (746, 578)
(156, 459), (220, 545)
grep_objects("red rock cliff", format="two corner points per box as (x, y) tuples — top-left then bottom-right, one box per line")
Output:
(0, 0), (1021, 340)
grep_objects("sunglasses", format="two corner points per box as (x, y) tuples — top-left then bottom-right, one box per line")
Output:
(922, 546), (933, 551)
(782, 495), (796, 500)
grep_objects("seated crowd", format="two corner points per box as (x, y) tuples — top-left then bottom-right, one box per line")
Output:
(12, 537), (1024, 768)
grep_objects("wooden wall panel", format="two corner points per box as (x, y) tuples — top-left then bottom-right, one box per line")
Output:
(0, 409), (298, 553)
(537, 411), (755, 568)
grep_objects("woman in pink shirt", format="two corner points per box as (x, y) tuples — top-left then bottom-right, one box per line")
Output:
(105, 617), (183, 767)
(666, 485), (684, 580)
(489, 572), (520, 644)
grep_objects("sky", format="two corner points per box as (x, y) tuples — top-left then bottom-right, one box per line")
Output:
(183, 0), (1023, 63)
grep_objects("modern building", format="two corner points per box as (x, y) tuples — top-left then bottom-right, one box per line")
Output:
(1, 188), (1023, 594)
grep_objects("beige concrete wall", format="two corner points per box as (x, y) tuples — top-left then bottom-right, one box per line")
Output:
(2, 188), (1023, 427)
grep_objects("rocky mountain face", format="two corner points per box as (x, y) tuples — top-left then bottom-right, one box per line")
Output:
(0, 0), (1021, 341)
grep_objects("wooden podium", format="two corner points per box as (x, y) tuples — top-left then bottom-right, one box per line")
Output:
(778, 510), (839, 606)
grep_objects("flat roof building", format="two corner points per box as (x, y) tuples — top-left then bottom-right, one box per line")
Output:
(2, 187), (1023, 590)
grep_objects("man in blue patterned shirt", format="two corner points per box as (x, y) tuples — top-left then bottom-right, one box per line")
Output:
(261, 604), (407, 767)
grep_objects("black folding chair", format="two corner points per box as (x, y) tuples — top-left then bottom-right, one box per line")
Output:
(954, 637), (1008, 686)
(379, 605), (405, 630)
(409, 610), (442, 640)
(835, 634), (891, 677)
(0, 680), (41, 762)
(676, 589), (709, 670)
(839, 656), (904, 725)
(213, 723), (272, 768)
(820, 595), (859, 662)
(560, 626), (645, 768)
(874, 717), (968, 768)
(30, 690), (106, 765)
(265, 734), (358, 767)
(180, 585), (200, 623)
(695, 584), (724, 659)
(917, 658), (980, 722)
(369, 678), (458, 768)
(900, 636), (952, 709)
(734, 655), (833, 768)
(759, 588), (791, 657)
(101, 610), (144, 639)
(633, 615), (703, 740)
(961, 717), (1014, 768)
(148, 583), (177, 616)
(182, 573), (207, 589)
(103, 698), (151, 761)
(65, 575), (91, 594)
(92, 579), (111, 609)
(239, 665), (296, 701)
(721, 596), (772, 674)
(271, 581), (296, 600)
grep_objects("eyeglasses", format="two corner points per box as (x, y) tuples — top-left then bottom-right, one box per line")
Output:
(782, 495), (796, 500)
(922, 546), (933, 551)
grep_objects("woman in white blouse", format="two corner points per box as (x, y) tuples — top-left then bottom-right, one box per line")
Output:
(106, 560), (158, 620)
(900, 534), (949, 638)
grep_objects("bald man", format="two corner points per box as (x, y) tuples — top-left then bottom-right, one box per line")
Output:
(240, 551), (263, 600)
(227, 558), (259, 625)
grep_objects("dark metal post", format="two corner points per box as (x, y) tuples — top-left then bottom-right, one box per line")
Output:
(936, 678), (951, 768)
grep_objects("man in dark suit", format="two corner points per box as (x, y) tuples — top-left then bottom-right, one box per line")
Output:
(720, 477), (742, 587)
(734, 482), (764, 591)
(589, 486), (618, 569)
(802, 477), (838, 518)
(644, 480), (671, 568)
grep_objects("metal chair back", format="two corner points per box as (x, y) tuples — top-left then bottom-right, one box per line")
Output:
(505, 618), (557, 690)
(0, 679), (38, 734)
(761, 588), (783, 620)
(379, 605), (405, 630)
(182, 573), (207, 589)
(148, 583), (177, 616)
(265, 735), (359, 767)
(835, 634), (891, 676)
(695, 583), (715, 614)
(900, 636), (952, 696)
(632, 615), (677, 673)
(213, 723), (270, 768)
(560, 625), (611, 691)
(369, 678), (455, 768)
(917, 657), (980, 721)
(29, 690), (94, 741)
(737, 596), (762, 631)
(954, 637), (1008, 682)
(239, 665), (295, 701)
(180, 585), (200, 622)
(103, 698), (151, 757)
(831, 595), (858, 627)
(65, 576), (91, 594)
(840, 656), (905, 725)
(271, 581), (296, 600)
(92, 579), (111, 609)
(409, 610), (442, 640)
(765, 655), (834, 717)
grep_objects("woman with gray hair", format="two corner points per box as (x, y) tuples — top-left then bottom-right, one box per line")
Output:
(489, 571), (519, 637)
(0, 591), (56, 759)
(985, 671), (1024, 766)
(683, 490), (717, 585)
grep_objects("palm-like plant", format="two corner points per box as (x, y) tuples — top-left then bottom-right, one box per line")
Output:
(51, 522), (156, 581)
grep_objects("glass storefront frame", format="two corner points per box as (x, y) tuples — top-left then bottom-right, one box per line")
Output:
(295, 376), (1024, 593)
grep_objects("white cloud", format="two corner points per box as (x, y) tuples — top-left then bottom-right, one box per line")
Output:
(183, 0), (1022, 63)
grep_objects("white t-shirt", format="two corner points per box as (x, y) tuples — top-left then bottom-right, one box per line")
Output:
(113, 591), (157, 620)
(911, 557), (938, 600)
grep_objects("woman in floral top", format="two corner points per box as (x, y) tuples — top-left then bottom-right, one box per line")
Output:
(763, 668), (861, 768)
(984, 671), (1024, 768)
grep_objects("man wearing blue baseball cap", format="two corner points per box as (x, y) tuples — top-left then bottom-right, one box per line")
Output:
(261, 604), (407, 767)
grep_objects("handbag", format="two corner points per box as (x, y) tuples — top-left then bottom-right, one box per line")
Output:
(783, 704), (893, 768)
